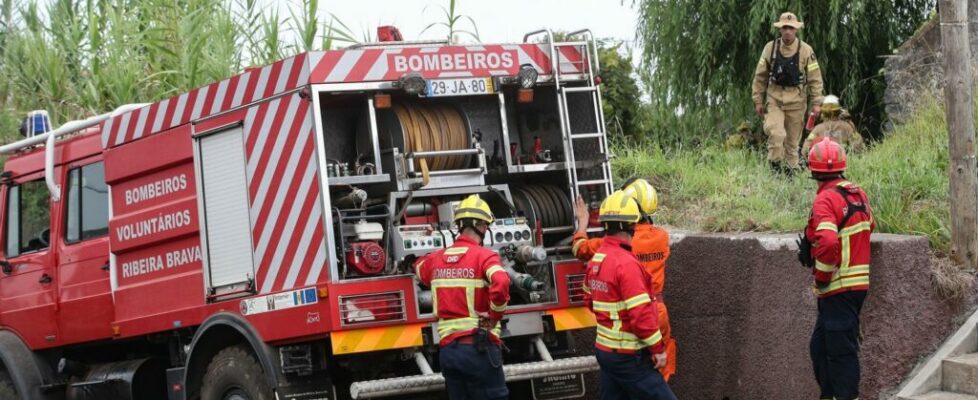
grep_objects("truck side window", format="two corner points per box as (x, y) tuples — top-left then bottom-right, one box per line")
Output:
(4, 180), (50, 257)
(64, 162), (108, 243)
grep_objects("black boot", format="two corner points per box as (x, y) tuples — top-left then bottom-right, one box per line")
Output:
(783, 165), (796, 177)
(770, 161), (783, 175)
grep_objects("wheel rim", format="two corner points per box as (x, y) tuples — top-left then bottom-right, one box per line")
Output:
(224, 388), (251, 400)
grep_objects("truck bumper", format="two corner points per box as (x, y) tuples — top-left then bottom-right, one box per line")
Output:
(349, 355), (598, 399)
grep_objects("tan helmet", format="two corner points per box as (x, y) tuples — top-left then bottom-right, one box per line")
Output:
(773, 12), (804, 29)
(822, 95), (842, 113)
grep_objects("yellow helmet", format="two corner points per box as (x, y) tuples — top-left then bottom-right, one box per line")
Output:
(454, 194), (494, 224)
(598, 190), (642, 224)
(622, 178), (658, 215)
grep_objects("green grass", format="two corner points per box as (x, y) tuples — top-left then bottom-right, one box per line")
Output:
(613, 98), (952, 254)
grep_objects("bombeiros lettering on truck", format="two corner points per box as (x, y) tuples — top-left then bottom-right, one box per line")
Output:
(0, 25), (611, 400)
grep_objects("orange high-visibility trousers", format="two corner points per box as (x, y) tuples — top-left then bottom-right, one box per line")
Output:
(658, 301), (676, 381)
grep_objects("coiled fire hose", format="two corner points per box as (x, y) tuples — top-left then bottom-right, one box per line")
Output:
(392, 104), (469, 186)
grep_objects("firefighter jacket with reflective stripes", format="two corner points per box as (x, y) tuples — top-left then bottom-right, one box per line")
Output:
(415, 235), (511, 346)
(805, 179), (874, 298)
(752, 39), (824, 111)
(572, 223), (670, 295)
(583, 236), (665, 354)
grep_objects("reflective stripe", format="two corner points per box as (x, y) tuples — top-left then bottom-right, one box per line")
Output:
(639, 330), (663, 347)
(807, 62), (820, 71)
(431, 279), (487, 288)
(437, 317), (479, 337)
(485, 265), (506, 280)
(840, 221), (872, 237)
(841, 236), (851, 272)
(490, 301), (507, 312)
(444, 247), (469, 255)
(816, 222), (838, 232)
(592, 253), (606, 262)
(592, 300), (624, 313)
(597, 323), (638, 341)
(414, 260), (425, 280)
(847, 264), (870, 275)
(816, 274), (870, 295)
(595, 333), (645, 350)
(466, 287), (477, 316)
(815, 260), (835, 273)
(623, 293), (651, 310)
(582, 285), (591, 294)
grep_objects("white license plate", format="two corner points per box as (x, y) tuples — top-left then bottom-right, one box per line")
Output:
(425, 77), (495, 97)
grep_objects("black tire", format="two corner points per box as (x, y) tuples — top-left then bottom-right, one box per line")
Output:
(0, 369), (17, 400)
(200, 345), (273, 400)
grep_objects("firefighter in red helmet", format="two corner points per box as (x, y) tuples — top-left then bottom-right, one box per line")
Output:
(414, 194), (511, 399)
(799, 137), (874, 400)
(584, 191), (677, 400)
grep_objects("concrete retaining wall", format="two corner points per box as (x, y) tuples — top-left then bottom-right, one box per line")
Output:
(570, 232), (972, 399)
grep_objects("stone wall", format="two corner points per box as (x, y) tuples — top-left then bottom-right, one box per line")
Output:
(883, 2), (978, 129)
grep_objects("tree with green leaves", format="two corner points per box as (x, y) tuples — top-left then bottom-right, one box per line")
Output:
(634, 0), (934, 141)
(597, 41), (647, 140)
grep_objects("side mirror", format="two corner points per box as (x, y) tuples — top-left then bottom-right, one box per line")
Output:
(0, 261), (11, 275)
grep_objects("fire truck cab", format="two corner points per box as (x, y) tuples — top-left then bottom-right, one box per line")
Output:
(0, 29), (611, 400)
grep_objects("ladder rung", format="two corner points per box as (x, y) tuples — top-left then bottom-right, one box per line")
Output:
(562, 86), (597, 94)
(555, 41), (588, 47)
(571, 133), (603, 139)
(576, 180), (609, 186)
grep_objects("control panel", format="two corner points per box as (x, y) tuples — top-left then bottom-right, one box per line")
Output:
(485, 217), (533, 250)
(392, 225), (449, 262)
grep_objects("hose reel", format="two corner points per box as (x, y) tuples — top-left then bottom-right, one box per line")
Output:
(378, 103), (472, 185)
(512, 184), (573, 233)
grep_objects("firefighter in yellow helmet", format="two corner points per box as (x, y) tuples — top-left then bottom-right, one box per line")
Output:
(583, 191), (677, 399)
(752, 11), (825, 175)
(412, 194), (511, 399)
(802, 95), (864, 157)
(572, 179), (678, 381)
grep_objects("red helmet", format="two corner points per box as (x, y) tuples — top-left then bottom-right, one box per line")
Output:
(807, 137), (847, 173)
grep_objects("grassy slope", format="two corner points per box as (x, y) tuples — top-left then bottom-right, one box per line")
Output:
(613, 99), (951, 253)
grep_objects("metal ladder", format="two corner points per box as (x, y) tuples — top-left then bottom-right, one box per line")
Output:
(524, 30), (613, 204)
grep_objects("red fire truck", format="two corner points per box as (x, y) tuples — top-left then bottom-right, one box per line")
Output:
(0, 28), (613, 400)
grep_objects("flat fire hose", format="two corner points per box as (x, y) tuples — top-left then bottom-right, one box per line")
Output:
(394, 105), (430, 186)
(394, 103), (470, 186)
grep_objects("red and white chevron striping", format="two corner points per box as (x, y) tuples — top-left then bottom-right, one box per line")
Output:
(100, 44), (583, 149)
(243, 92), (326, 293)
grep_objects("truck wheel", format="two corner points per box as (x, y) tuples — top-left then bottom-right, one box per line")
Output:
(0, 370), (17, 400)
(201, 345), (273, 400)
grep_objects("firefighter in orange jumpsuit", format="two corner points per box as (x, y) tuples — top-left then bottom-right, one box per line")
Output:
(584, 190), (676, 400)
(571, 179), (677, 381)
(801, 138), (874, 400)
(414, 194), (511, 400)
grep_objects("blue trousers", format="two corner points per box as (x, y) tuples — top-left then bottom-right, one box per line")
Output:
(439, 341), (508, 400)
(595, 348), (677, 400)
(811, 291), (866, 400)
